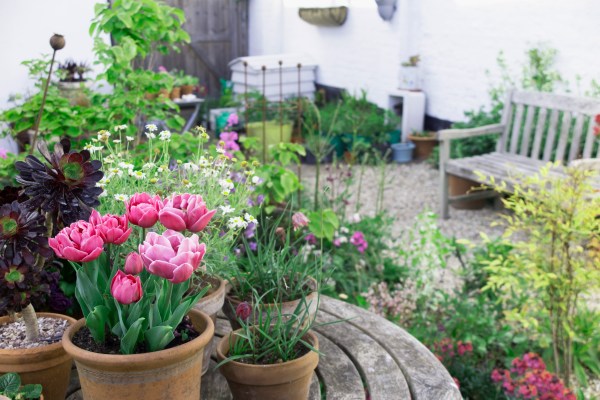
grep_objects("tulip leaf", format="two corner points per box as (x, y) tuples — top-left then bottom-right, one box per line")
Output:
(145, 325), (175, 352)
(165, 301), (193, 329)
(75, 268), (105, 317)
(120, 317), (145, 355)
(86, 305), (110, 342)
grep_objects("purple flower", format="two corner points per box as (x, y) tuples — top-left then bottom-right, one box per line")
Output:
(248, 241), (257, 252)
(333, 238), (341, 247)
(350, 231), (368, 253)
(227, 113), (239, 127)
(244, 222), (256, 239)
(305, 233), (317, 245)
(257, 195), (265, 205)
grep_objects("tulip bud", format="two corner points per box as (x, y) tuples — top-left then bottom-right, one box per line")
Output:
(124, 252), (143, 275)
(49, 34), (65, 51)
(235, 302), (251, 321)
(111, 270), (142, 305)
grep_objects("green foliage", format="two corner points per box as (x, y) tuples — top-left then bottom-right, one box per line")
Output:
(0, 151), (25, 188)
(481, 164), (600, 384)
(255, 143), (305, 207)
(0, 372), (42, 400)
(306, 209), (339, 241)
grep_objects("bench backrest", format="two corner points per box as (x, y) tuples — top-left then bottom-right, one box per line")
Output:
(497, 91), (600, 163)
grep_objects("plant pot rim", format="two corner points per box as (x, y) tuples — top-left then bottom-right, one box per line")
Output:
(407, 133), (437, 141)
(62, 308), (214, 369)
(225, 276), (318, 305)
(216, 329), (319, 382)
(0, 312), (76, 358)
(391, 142), (415, 149)
(197, 274), (227, 298)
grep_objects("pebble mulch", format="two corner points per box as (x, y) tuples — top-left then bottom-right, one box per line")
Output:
(0, 317), (68, 349)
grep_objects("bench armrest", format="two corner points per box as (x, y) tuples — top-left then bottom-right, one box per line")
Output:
(437, 123), (505, 141)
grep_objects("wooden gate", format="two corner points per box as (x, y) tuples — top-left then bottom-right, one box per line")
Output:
(155, 0), (249, 97)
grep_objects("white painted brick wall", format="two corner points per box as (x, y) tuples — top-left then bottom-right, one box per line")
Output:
(249, 0), (600, 122)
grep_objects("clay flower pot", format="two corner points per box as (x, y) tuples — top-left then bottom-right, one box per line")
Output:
(216, 330), (319, 400)
(407, 133), (439, 161)
(170, 86), (182, 100)
(62, 308), (214, 400)
(448, 175), (486, 210)
(193, 275), (227, 376)
(181, 85), (195, 95)
(222, 277), (318, 331)
(0, 312), (76, 400)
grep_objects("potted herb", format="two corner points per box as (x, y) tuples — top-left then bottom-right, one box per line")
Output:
(0, 372), (43, 400)
(407, 131), (438, 160)
(216, 293), (319, 400)
(180, 74), (199, 96)
(54, 194), (216, 400)
(399, 55), (421, 91)
(56, 60), (90, 106)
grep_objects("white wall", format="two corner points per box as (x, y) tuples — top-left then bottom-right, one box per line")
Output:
(0, 0), (98, 110)
(249, 0), (600, 122)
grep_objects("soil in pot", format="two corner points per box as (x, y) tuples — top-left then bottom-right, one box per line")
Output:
(0, 313), (76, 400)
(216, 330), (319, 400)
(62, 309), (214, 400)
(407, 133), (438, 161)
(448, 175), (486, 210)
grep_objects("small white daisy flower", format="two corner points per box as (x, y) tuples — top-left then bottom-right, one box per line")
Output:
(145, 124), (158, 132)
(142, 162), (156, 170)
(251, 176), (261, 185)
(126, 136), (135, 142)
(130, 171), (146, 180)
(159, 130), (172, 141)
(220, 205), (235, 214)
(113, 139), (121, 144)
(114, 194), (129, 202)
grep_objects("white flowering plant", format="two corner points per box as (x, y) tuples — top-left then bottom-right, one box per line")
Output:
(85, 124), (263, 274)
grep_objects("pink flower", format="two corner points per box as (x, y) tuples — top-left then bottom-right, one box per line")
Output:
(49, 221), (104, 262)
(89, 210), (132, 245)
(158, 65), (168, 73)
(220, 131), (238, 143)
(139, 231), (206, 283)
(0, 149), (7, 159)
(292, 212), (310, 230)
(226, 113), (239, 127)
(305, 233), (317, 245)
(235, 301), (251, 321)
(124, 252), (143, 275)
(111, 270), (142, 304)
(350, 231), (368, 253)
(126, 193), (163, 228)
(159, 193), (216, 232)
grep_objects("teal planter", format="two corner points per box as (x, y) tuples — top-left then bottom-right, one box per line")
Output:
(386, 129), (401, 144)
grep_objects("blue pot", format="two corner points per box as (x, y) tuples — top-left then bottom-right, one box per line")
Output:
(391, 142), (415, 163)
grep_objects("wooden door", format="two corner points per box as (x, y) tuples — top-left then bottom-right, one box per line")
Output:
(156, 0), (249, 97)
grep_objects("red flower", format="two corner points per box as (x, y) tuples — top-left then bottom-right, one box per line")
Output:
(595, 114), (600, 125)
(235, 301), (251, 321)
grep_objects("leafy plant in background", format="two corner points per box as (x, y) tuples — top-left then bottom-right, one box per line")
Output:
(0, 372), (42, 400)
(481, 164), (600, 385)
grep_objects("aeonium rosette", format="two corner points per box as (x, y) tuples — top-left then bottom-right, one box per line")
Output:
(49, 193), (212, 355)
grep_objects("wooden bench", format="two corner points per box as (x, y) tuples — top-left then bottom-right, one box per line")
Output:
(66, 296), (461, 400)
(438, 90), (600, 219)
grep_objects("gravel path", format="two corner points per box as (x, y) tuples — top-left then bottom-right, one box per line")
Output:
(299, 161), (505, 241)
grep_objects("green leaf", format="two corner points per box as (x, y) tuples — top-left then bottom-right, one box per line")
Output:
(0, 372), (20, 395)
(120, 317), (145, 355)
(21, 383), (43, 399)
(86, 305), (111, 343)
(145, 325), (175, 352)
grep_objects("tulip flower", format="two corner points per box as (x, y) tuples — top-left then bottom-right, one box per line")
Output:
(89, 210), (132, 245)
(126, 193), (163, 228)
(139, 231), (206, 283)
(124, 252), (143, 275)
(292, 212), (309, 230)
(111, 270), (142, 304)
(158, 193), (216, 233)
(49, 221), (104, 262)
(235, 301), (251, 321)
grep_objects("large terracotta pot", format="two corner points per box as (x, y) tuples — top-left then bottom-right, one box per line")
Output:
(181, 85), (195, 95)
(449, 175), (486, 210)
(193, 276), (227, 376)
(0, 312), (76, 400)
(222, 277), (318, 331)
(407, 133), (438, 161)
(62, 309), (214, 400)
(216, 330), (319, 400)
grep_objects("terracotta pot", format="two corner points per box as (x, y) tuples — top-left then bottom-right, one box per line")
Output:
(216, 330), (319, 400)
(144, 92), (158, 101)
(158, 88), (170, 98)
(407, 133), (438, 160)
(0, 312), (76, 400)
(170, 86), (182, 100)
(193, 276), (227, 376)
(57, 81), (90, 107)
(181, 85), (195, 95)
(222, 277), (318, 331)
(62, 309), (214, 400)
(448, 175), (486, 210)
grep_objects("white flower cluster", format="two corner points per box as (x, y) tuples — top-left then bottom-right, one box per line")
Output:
(159, 130), (171, 142)
(145, 124), (158, 139)
(219, 179), (234, 196)
(227, 213), (258, 230)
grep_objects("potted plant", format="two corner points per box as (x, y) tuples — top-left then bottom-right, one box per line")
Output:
(216, 293), (319, 400)
(0, 372), (43, 400)
(180, 74), (199, 96)
(56, 60), (90, 106)
(399, 55), (421, 91)
(407, 131), (438, 160)
(222, 220), (320, 331)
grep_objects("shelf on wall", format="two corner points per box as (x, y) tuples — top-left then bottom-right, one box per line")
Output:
(298, 6), (348, 27)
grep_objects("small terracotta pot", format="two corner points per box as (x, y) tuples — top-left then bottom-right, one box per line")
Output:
(193, 276), (227, 376)
(181, 85), (195, 95)
(144, 92), (158, 101)
(407, 133), (438, 160)
(158, 88), (170, 98)
(0, 312), (76, 400)
(222, 277), (318, 331)
(449, 175), (486, 210)
(170, 86), (182, 100)
(216, 330), (319, 400)
(62, 309), (214, 400)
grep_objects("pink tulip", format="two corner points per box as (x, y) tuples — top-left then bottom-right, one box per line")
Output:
(124, 252), (143, 275)
(292, 212), (310, 230)
(126, 193), (163, 228)
(49, 221), (104, 262)
(162, 229), (184, 250)
(111, 270), (142, 304)
(235, 302), (251, 321)
(89, 210), (132, 245)
(158, 193), (216, 233)
(139, 231), (206, 284)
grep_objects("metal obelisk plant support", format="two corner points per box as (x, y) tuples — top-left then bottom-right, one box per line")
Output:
(30, 34), (65, 155)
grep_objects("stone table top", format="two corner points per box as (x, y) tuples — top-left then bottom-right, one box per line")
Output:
(66, 296), (461, 400)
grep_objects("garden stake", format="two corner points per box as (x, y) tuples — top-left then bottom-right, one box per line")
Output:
(261, 65), (267, 163)
(244, 61), (248, 143)
(297, 63), (303, 206)
(30, 34), (65, 154)
(279, 60), (283, 143)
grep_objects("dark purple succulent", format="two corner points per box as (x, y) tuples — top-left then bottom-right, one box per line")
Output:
(0, 186), (26, 206)
(0, 257), (49, 314)
(15, 139), (103, 226)
(0, 201), (51, 266)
